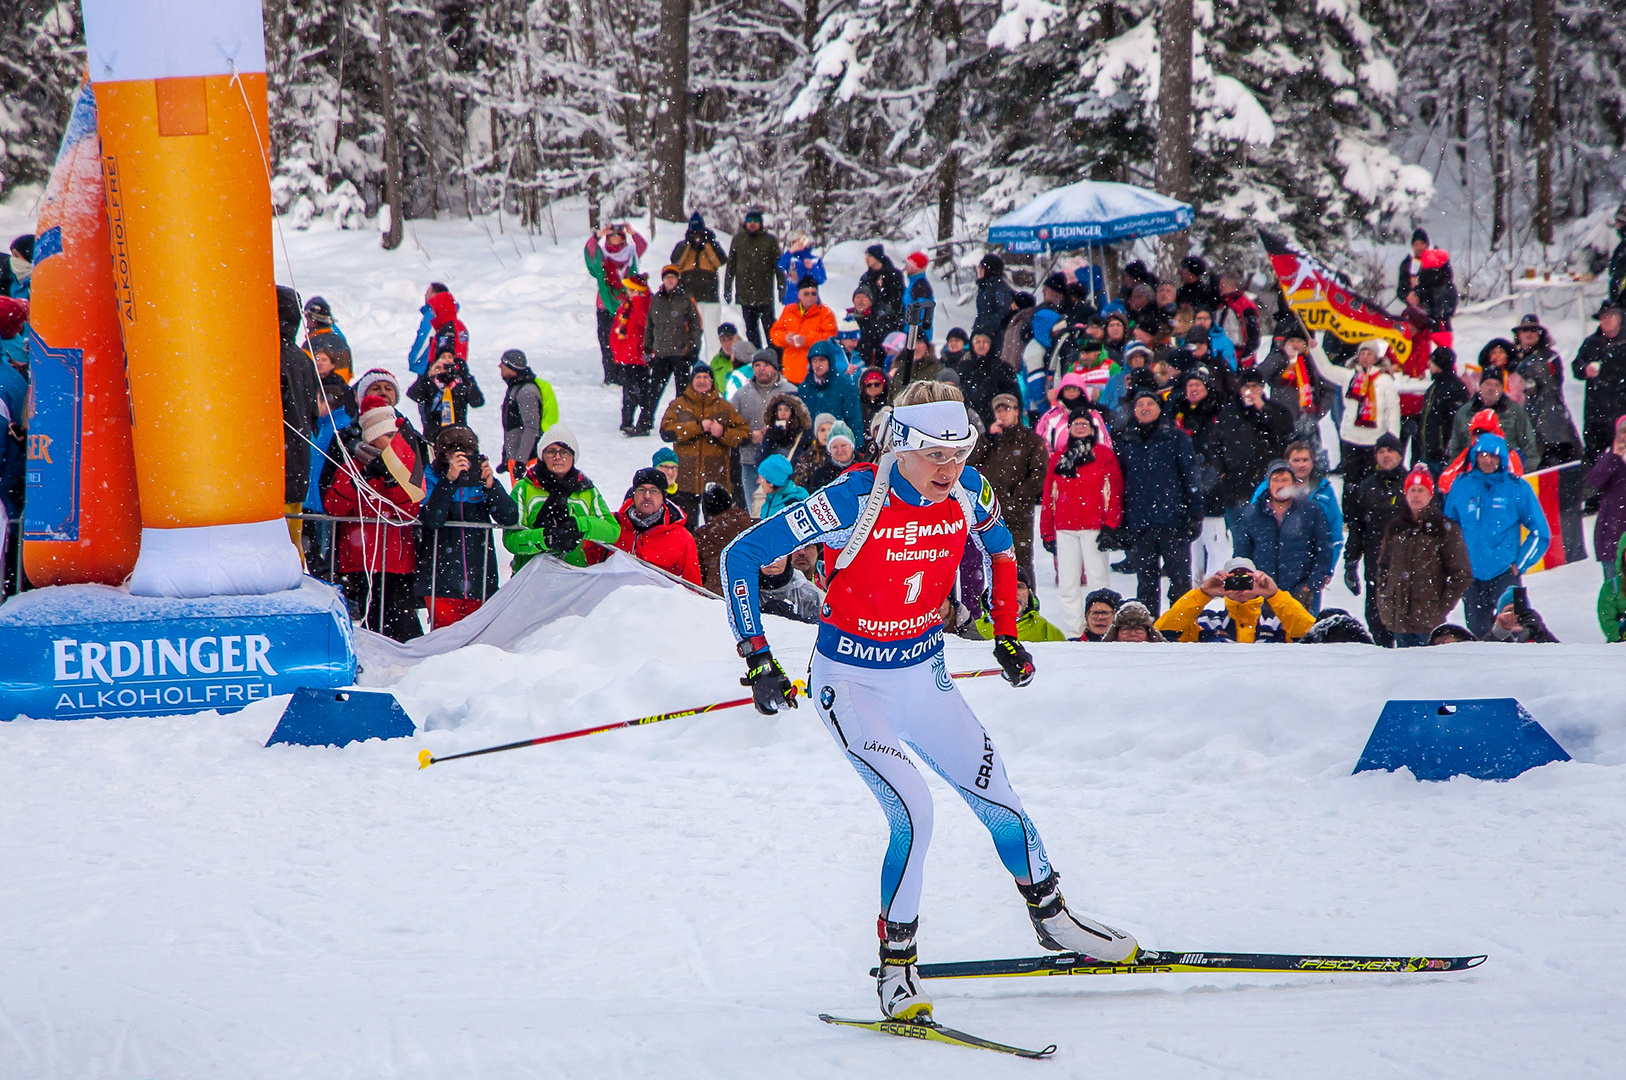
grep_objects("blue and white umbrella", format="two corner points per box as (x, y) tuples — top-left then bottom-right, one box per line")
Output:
(987, 179), (1193, 253)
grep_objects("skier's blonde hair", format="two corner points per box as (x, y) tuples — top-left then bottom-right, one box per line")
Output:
(893, 380), (964, 408)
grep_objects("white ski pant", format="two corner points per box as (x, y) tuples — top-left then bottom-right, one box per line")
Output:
(1190, 515), (1231, 584)
(1054, 529), (1110, 637)
(697, 301), (721, 361)
(810, 649), (1051, 925)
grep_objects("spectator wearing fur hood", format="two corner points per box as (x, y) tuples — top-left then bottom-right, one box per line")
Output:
(1101, 601), (1165, 642)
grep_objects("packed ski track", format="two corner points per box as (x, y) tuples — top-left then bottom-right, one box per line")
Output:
(2, 196), (1624, 1078)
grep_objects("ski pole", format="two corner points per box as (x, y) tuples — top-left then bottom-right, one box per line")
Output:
(417, 669), (1007, 770)
(417, 680), (809, 769)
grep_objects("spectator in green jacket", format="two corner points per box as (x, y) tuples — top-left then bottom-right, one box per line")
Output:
(505, 423), (619, 569)
(976, 568), (1069, 641)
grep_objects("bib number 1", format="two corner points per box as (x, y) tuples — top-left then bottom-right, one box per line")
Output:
(903, 571), (924, 605)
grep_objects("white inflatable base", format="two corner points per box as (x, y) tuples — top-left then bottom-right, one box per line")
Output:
(128, 519), (304, 598)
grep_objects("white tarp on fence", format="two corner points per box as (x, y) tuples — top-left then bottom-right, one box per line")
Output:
(354, 551), (712, 677)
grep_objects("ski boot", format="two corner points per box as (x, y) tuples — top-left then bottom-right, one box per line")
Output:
(876, 917), (932, 1021)
(1017, 872), (1138, 962)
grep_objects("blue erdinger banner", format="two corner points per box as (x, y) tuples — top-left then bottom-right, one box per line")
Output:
(0, 579), (356, 720)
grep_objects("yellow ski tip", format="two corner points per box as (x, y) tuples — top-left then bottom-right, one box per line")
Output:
(417, 748), (434, 770)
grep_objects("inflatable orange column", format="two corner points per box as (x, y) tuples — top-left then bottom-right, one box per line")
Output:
(22, 80), (143, 587)
(82, 0), (301, 597)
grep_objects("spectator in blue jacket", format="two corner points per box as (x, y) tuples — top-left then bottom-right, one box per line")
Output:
(797, 345), (862, 437)
(903, 251), (935, 341)
(1253, 440), (1343, 612)
(1231, 460), (1335, 607)
(1117, 389), (1202, 613)
(1443, 431), (1549, 637)
(776, 232), (826, 305)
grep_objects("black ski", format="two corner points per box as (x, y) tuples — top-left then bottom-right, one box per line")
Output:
(819, 1014), (1056, 1058)
(876, 949), (1487, 981)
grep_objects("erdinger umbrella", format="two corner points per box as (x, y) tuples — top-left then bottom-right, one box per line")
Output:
(987, 179), (1193, 253)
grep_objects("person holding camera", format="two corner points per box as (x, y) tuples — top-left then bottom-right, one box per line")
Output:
(1486, 587), (1558, 642)
(417, 425), (519, 629)
(323, 394), (428, 641)
(408, 343), (486, 445)
(1154, 557), (1318, 643)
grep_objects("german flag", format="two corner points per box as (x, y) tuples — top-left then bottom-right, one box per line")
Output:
(1258, 230), (1415, 365)
(1522, 463), (1589, 573)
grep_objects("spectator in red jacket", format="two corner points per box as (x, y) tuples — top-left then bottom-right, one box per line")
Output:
(323, 394), (427, 640)
(1039, 412), (1124, 637)
(607, 466), (703, 585)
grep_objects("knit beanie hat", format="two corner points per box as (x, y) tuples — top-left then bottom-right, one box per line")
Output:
(539, 422), (579, 458)
(358, 394), (398, 444)
(865, 243), (887, 261)
(652, 447), (678, 469)
(631, 466), (667, 492)
(813, 412), (837, 433)
(757, 454), (794, 488)
(753, 347), (782, 372)
(702, 482), (734, 517)
(826, 421), (856, 450)
(1404, 464), (1435, 493)
(945, 327), (969, 346)
(905, 251), (929, 271)
(352, 367), (399, 403)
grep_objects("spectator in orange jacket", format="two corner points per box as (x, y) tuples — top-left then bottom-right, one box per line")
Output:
(769, 279), (838, 383)
(606, 467), (703, 585)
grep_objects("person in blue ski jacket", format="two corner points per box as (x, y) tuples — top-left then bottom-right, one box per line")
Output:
(797, 343), (863, 437)
(776, 234), (826, 306)
(1443, 431), (1549, 637)
(1193, 308), (1237, 370)
(721, 381), (1139, 1024)
(903, 251), (935, 341)
(1253, 440), (1344, 568)
(1020, 273), (1071, 411)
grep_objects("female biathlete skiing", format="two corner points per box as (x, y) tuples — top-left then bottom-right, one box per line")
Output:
(721, 382), (1137, 1022)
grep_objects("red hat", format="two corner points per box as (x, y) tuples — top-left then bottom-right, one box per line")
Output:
(1404, 464), (1434, 493)
(905, 251), (929, 271)
(860, 368), (887, 386)
(1420, 248), (1449, 270)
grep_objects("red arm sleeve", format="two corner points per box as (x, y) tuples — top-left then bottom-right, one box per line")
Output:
(988, 554), (1019, 638)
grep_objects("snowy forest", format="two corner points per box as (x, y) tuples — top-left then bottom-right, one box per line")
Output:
(3, 0), (1624, 283)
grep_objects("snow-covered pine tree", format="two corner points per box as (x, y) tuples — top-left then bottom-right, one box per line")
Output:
(975, 0), (1432, 264)
(0, 2), (82, 197)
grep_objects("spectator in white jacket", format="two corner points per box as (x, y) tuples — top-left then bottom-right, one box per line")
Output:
(1310, 339), (1426, 506)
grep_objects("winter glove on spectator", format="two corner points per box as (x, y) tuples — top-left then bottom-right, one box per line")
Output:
(1042, 536), (1056, 555)
(1095, 527), (1121, 551)
(1344, 565), (1361, 595)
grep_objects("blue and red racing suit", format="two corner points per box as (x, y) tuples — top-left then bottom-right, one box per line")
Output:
(721, 462), (1051, 924)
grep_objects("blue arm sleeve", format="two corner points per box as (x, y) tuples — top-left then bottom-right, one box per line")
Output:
(407, 307), (435, 375)
(722, 469), (870, 647)
(1031, 309), (1062, 349)
(1318, 484), (1345, 565)
(808, 258), (827, 287)
(1515, 483), (1551, 573)
(1312, 501), (1334, 582)
(960, 465), (1015, 557)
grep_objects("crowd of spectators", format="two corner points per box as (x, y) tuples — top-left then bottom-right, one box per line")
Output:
(7, 211), (1626, 652)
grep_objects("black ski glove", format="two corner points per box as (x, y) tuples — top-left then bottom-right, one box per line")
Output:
(1344, 565), (1361, 595)
(1095, 527), (1121, 552)
(993, 636), (1035, 688)
(742, 649), (799, 715)
(1042, 537), (1056, 555)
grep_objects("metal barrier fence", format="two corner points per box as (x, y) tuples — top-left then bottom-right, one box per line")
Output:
(286, 511), (521, 633)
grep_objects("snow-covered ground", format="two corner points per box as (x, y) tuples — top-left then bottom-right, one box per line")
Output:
(3, 194), (1624, 1078)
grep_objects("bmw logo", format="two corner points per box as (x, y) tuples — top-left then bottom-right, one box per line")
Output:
(820, 686), (835, 710)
